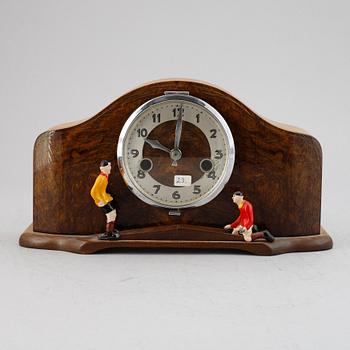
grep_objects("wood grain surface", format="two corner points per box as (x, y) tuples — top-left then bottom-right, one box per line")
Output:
(31, 79), (323, 237)
(20, 224), (333, 256)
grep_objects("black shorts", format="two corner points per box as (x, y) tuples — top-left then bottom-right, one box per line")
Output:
(100, 202), (115, 214)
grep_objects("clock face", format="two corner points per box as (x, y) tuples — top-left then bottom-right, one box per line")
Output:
(117, 93), (235, 209)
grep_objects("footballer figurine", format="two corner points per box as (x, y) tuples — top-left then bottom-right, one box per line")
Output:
(224, 191), (274, 242)
(90, 160), (120, 240)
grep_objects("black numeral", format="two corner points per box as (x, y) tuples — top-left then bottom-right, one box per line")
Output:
(137, 128), (148, 137)
(214, 150), (223, 159)
(137, 170), (145, 178)
(208, 171), (216, 179)
(152, 113), (160, 123)
(210, 129), (217, 138)
(172, 107), (184, 117)
(195, 114), (200, 123)
(193, 185), (201, 194)
(153, 184), (161, 194)
(130, 149), (139, 158)
(172, 191), (181, 199)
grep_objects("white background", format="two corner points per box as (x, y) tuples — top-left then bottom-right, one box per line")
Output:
(0, 1), (349, 349)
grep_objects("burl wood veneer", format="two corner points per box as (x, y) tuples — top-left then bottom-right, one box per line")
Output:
(20, 79), (332, 255)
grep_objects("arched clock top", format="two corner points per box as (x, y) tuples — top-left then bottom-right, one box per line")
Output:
(24, 79), (330, 256)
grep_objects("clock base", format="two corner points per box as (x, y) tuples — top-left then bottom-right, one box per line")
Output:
(19, 224), (332, 256)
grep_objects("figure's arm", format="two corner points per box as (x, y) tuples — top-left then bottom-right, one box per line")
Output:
(240, 203), (254, 229)
(224, 215), (241, 230)
(230, 216), (241, 229)
(90, 177), (106, 206)
(100, 180), (113, 204)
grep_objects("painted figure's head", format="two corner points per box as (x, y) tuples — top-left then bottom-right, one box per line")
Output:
(232, 191), (244, 207)
(100, 160), (112, 175)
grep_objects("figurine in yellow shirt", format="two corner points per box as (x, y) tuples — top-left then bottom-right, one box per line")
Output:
(90, 160), (120, 240)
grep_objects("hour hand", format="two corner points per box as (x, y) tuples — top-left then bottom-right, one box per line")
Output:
(145, 139), (171, 154)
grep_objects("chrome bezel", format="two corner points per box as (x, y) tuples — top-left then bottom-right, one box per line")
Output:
(117, 93), (235, 209)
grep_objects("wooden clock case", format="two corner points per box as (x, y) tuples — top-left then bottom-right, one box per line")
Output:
(20, 79), (332, 255)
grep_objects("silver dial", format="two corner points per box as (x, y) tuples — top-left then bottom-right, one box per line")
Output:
(117, 93), (235, 209)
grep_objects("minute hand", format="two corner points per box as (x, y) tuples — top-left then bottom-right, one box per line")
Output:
(174, 104), (184, 150)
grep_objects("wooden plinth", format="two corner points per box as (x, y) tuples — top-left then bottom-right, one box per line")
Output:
(19, 224), (333, 256)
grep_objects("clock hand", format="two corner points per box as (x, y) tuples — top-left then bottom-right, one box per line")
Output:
(172, 104), (184, 166)
(145, 138), (171, 154)
(174, 104), (183, 150)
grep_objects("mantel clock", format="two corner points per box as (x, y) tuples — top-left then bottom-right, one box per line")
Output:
(20, 79), (333, 255)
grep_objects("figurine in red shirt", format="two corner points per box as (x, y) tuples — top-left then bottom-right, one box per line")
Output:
(224, 191), (274, 242)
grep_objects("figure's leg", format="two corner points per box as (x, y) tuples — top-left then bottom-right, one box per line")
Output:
(112, 212), (119, 234)
(233, 232), (244, 240)
(105, 209), (119, 239)
(99, 204), (120, 240)
(251, 230), (274, 242)
(242, 227), (253, 242)
(251, 231), (264, 241)
(106, 221), (114, 234)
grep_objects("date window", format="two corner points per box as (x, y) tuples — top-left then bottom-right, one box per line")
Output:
(174, 175), (192, 187)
